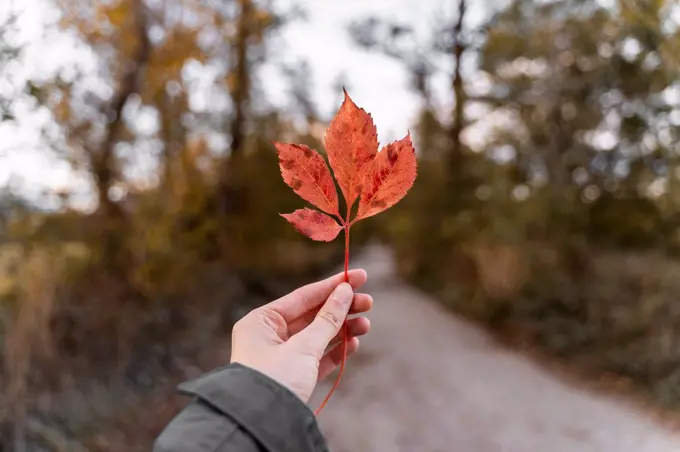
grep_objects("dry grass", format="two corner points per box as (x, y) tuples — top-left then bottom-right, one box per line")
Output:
(0, 243), (89, 446)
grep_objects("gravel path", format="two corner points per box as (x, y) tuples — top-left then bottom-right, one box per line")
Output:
(310, 245), (680, 452)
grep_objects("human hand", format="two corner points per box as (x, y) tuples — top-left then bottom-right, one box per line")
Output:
(229, 269), (372, 403)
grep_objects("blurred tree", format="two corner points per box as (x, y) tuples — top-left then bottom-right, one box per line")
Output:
(349, 1), (495, 291)
(450, 0), (467, 178)
(349, 0), (680, 411)
(349, 0), (481, 197)
(0, 0), (358, 448)
(34, 0), (154, 285)
(476, 0), (680, 240)
(14, 0), (324, 374)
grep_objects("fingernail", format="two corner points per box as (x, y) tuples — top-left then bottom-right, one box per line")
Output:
(335, 283), (353, 306)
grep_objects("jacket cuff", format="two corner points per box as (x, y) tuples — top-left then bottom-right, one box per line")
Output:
(177, 362), (327, 452)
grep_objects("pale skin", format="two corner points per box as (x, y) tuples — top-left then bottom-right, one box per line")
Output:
(230, 269), (372, 404)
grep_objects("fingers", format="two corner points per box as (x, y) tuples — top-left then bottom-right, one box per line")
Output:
(268, 269), (367, 322)
(349, 293), (373, 315)
(290, 282), (354, 355)
(287, 293), (373, 337)
(327, 317), (370, 348)
(318, 337), (360, 382)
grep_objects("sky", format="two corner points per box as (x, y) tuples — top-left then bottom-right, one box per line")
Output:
(2, 0), (679, 207)
(0, 0), (497, 207)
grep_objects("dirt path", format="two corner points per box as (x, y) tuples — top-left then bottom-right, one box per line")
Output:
(310, 245), (680, 452)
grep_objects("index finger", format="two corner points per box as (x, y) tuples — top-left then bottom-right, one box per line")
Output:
(267, 269), (368, 322)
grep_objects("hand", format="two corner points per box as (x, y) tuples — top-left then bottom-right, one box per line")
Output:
(229, 269), (372, 403)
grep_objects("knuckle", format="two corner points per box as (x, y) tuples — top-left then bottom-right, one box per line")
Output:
(316, 309), (342, 330)
(328, 293), (347, 308)
(257, 306), (287, 333)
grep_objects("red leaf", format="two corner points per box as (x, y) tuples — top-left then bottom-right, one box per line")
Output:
(324, 90), (379, 209)
(275, 143), (339, 216)
(274, 89), (418, 416)
(355, 132), (417, 221)
(280, 208), (343, 242)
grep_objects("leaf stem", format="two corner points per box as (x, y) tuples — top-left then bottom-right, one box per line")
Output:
(343, 223), (350, 282)
(314, 219), (351, 415)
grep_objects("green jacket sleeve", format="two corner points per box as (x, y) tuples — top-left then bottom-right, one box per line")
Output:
(153, 363), (329, 452)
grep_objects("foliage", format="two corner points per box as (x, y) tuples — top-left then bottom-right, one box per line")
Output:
(359, 0), (680, 410)
(0, 1), (344, 449)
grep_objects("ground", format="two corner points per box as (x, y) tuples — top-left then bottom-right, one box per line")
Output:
(310, 245), (680, 452)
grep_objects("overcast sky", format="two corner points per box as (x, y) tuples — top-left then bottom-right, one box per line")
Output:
(0, 0), (498, 207)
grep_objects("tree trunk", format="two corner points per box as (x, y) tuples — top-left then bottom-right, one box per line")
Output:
(446, 0), (477, 215)
(450, 0), (466, 177)
(92, 0), (150, 278)
(229, 0), (251, 162)
(217, 0), (252, 217)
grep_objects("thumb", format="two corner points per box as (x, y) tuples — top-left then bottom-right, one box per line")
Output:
(292, 282), (353, 356)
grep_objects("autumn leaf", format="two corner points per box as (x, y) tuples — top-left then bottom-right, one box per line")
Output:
(275, 89), (417, 416)
(324, 89), (379, 210)
(275, 142), (339, 216)
(355, 132), (417, 221)
(280, 208), (342, 242)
